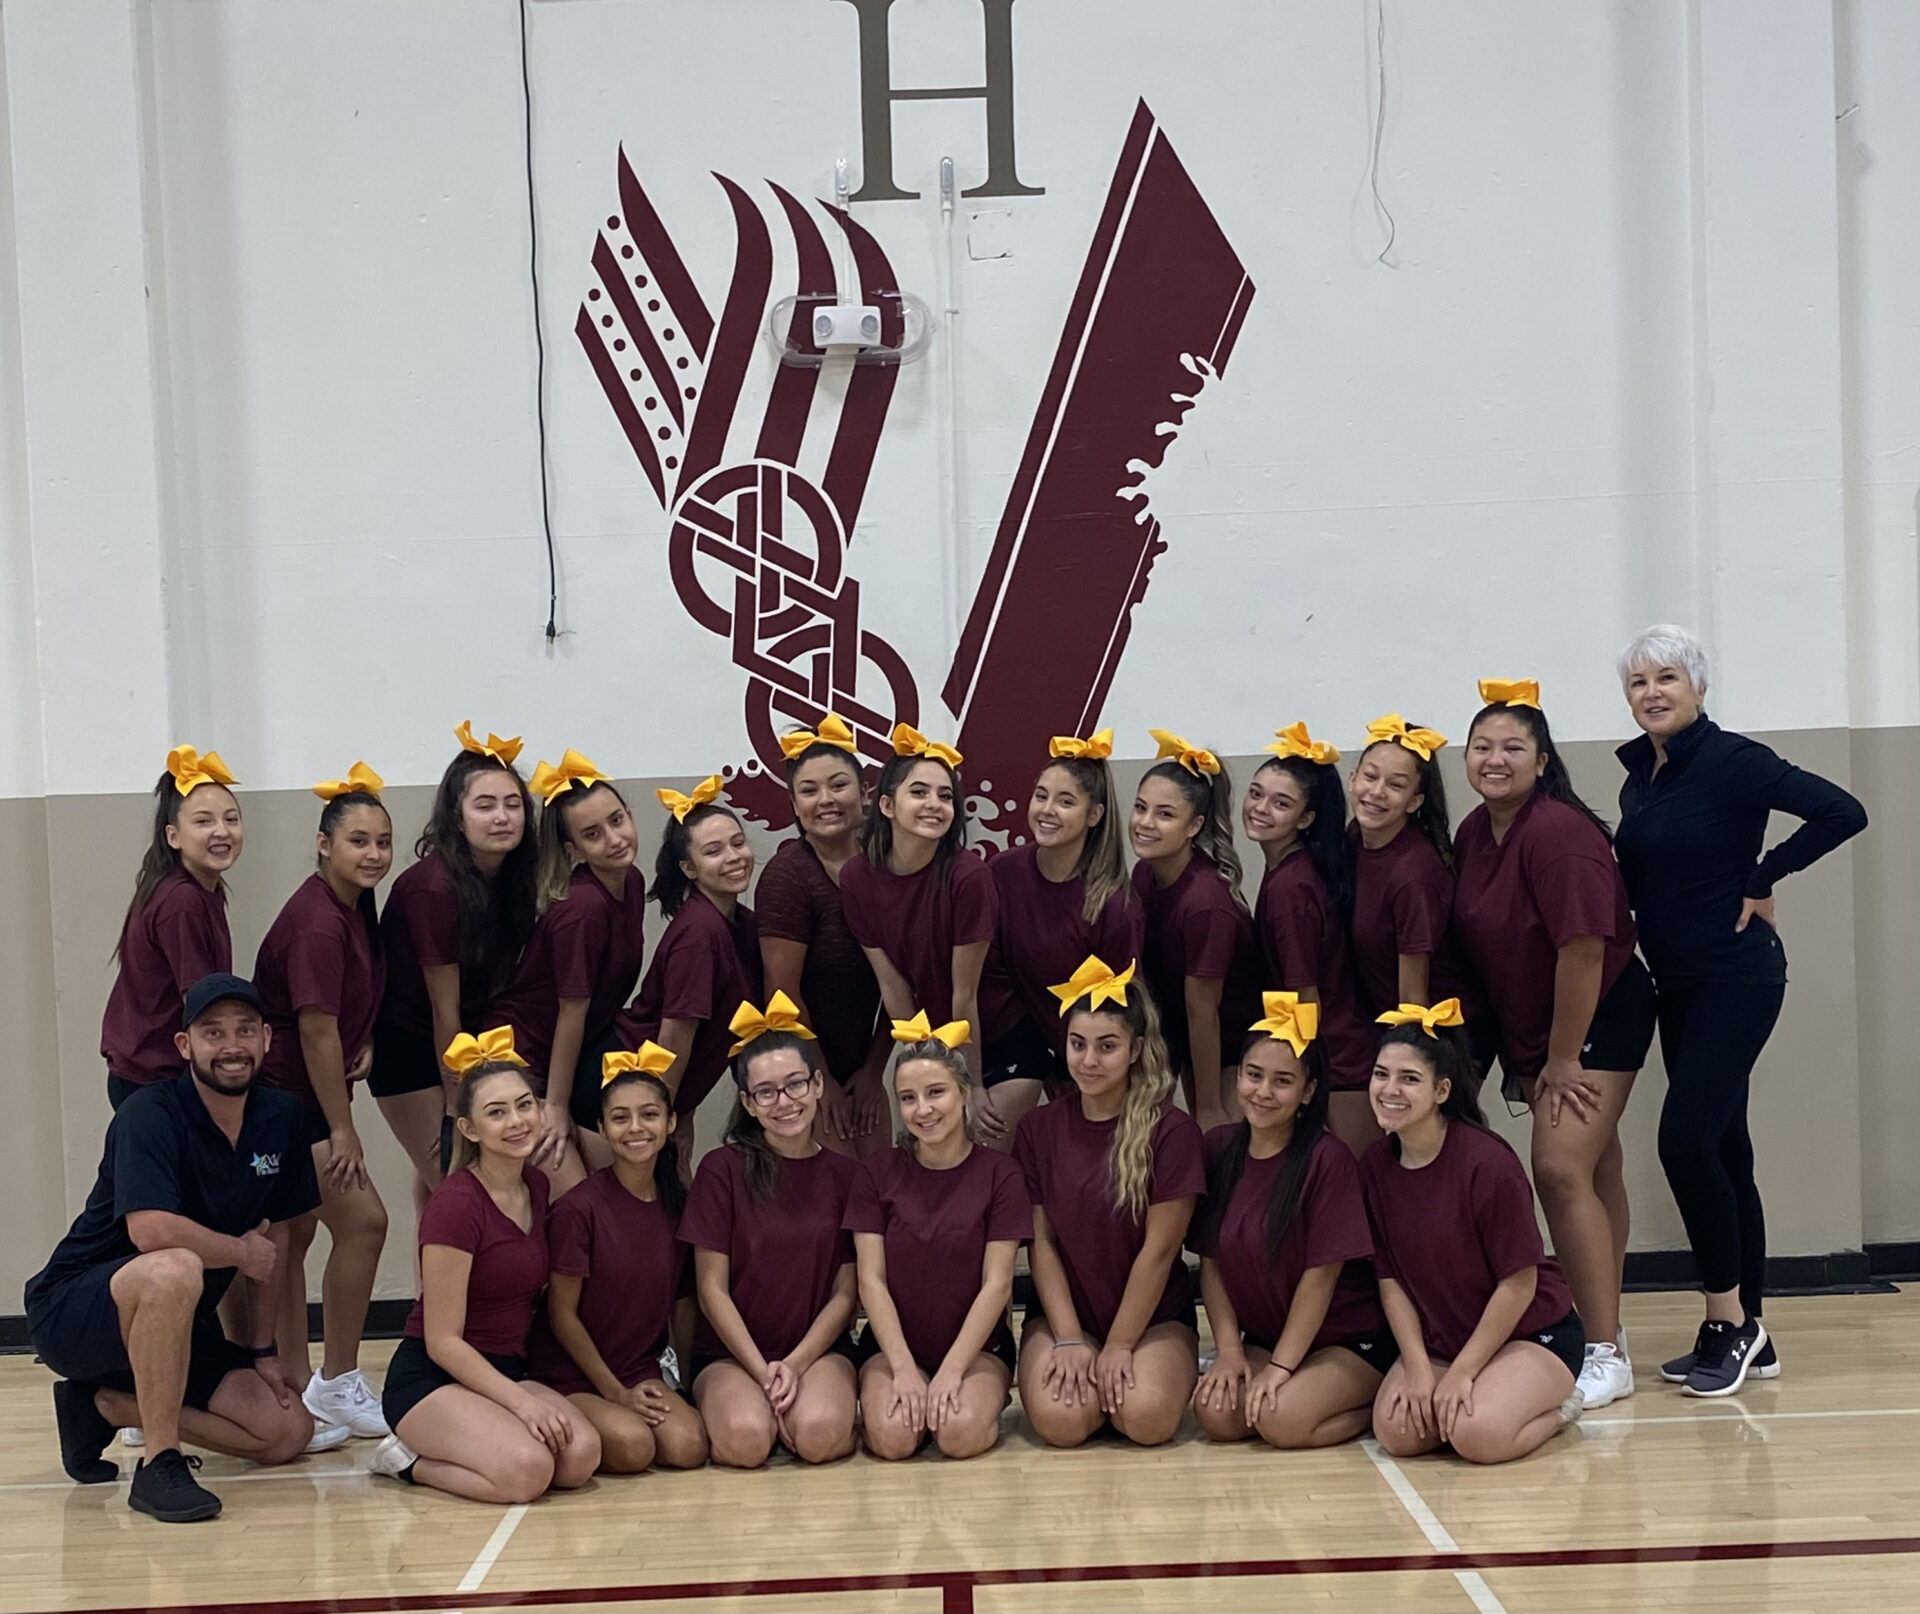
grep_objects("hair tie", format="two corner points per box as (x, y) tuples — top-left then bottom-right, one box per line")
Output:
(529, 749), (610, 805)
(779, 714), (859, 759)
(728, 991), (819, 1056)
(1376, 999), (1466, 1038)
(444, 1028), (527, 1077)
(891, 723), (963, 768)
(1477, 678), (1541, 710)
(891, 1012), (971, 1050)
(1049, 728), (1114, 761)
(167, 745), (237, 796)
(657, 775), (723, 823)
(455, 721), (524, 766)
(1364, 714), (1447, 762)
(1249, 991), (1319, 1056)
(1048, 955), (1137, 1016)
(603, 1042), (676, 1085)
(1148, 729), (1221, 777)
(1266, 722), (1340, 766)
(312, 761), (384, 802)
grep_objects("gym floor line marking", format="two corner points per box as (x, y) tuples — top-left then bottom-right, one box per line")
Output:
(60, 1536), (1920, 1614)
(456, 1504), (528, 1594)
(1362, 1438), (1508, 1614)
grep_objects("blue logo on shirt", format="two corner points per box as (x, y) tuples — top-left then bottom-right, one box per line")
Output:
(250, 1153), (280, 1177)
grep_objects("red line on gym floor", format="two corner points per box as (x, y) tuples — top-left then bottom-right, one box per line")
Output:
(59, 1535), (1920, 1614)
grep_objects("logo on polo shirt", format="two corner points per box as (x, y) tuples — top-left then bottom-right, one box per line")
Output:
(250, 1152), (281, 1177)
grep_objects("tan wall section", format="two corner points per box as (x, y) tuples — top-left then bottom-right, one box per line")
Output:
(8, 726), (1908, 1311)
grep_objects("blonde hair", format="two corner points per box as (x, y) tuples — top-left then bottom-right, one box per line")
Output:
(1065, 982), (1177, 1220)
(888, 1039), (977, 1149)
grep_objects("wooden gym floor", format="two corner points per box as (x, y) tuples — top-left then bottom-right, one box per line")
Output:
(1, 1288), (1916, 1614)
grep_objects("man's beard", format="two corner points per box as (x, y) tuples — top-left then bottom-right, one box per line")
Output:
(192, 1053), (257, 1096)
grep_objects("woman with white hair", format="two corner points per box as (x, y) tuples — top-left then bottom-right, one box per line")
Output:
(1613, 625), (1866, 1397)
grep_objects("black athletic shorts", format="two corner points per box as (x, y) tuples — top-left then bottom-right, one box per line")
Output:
(381, 1335), (526, 1431)
(28, 1259), (255, 1412)
(982, 1019), (1065, 1090)
(1500, 955), (1658, 1105)
(1518, 1308), (1585, 1380)
(367, 1019), (441, 1099)
(850, 1323), (1017, 1377)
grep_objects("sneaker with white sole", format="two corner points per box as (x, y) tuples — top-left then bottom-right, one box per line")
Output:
(659, 1346), (681, 1392)
(304, 1421), (354, 1454)
(369, 1433), (418, 1483)
(1682, 1317), (1769, 1397)
(1574, 1341), (1634, 1409)
(301, 1369), (390, 1438)
(120, 1427), (145, 1450)
(1661, 1324), (1779, 1384)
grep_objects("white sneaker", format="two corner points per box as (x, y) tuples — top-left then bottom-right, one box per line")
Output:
(1616, 1324), (1630, 1358)
(302, 1369), (390, 1438)
(660, 1346), (681, 1392)
(304, 1420), (354, 1453)
(369, 1433), (418, 1482)
(121, 1427), (145, 1449)
(1575, 1341), (1635, 1409)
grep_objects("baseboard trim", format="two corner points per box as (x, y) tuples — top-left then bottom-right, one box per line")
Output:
(3, 1246), (1911, 1354)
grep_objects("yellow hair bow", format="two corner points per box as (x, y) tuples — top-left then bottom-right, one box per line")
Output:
(1365, 714), (1447, 762)
(443, 1027), (528, 1077)
(529, 749), (610, 805)
(312, 761), (385, 802)
(455, 721), (524, 766)
(167, 745), (237, 796)
(890, 1012), (971, 1050)
(1376, 998), (1466, 1038)
(1149, 728), (1221, 777)
(1478, 678), (1541, 710)
(1048, 955), (1137, 1016)
(1267, 721), (1341, 766)
(1250, 991), (1320, 1056)
(1049, 728), (1114, 761)
(779, 713), (859, 759)
(891, 723), (964, 769)
(602, 1042), (676, 1085)
(657, 774), (723, 823)
(728, 990), (819, 1055)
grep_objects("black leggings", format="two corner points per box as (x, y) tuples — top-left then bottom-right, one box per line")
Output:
(1654, 981), (1785, 1319)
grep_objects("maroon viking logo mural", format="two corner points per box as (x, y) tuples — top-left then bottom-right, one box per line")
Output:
(576, 101), (1254, 839)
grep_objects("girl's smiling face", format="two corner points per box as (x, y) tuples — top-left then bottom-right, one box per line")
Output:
(1237, 1038), (1315, 1134)
(881, 760), (956, 845)
(1369, 1042), (1446, 1134)
(791, 754), (864, 842)
(1029, 764), (1099, 851)
(1465, 713), (1545, 809)
(1130, 775), (1202, 862)
(894, 1057), (968, 1150)
(320, 803), (393, 892)
(1349, 744), (1423, 839)
(1242, 764), (1313, 847)
(683, 812), (755, 899)
(1064, 1007), (1139, 1104)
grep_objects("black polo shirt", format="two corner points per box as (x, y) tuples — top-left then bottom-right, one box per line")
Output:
(1615, 715), (1867, 989)
(23, 1072), (320, 1320)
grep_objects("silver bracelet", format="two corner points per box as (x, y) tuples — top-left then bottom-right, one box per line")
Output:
(1050, 1339), (1087, 1350)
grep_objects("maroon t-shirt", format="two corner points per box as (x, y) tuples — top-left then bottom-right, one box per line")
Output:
(528, 1166), (684, 1394)
(839, 850), (997, 1025)
(256, 873), (386, 1111)
(981, 845), (1146, 1050)
(404, 1166), (552, 1357)
(489, 863), (649, 1081)
(378, 856), (468, 1039)
(679, 1143), (857, 1363)
(754, 837), (880, 1080)
(1194, 1128), (1384, 1351)
(1358, 1122), (1573, 1360)
(1253, 852), (1375, 1091)
(1453, 795), (1638, 1085)
(1131, 857), (1261, 1074)
(615, 894), (762, 1116)
(101, 872), (232, 1085)
(843, 1145), (1032, 1368)
(1349, 829), (1481, 1021)
(1013, 1097), (1206, 1337)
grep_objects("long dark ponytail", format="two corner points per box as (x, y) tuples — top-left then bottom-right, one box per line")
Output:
(1254, 755), (1354, 919)
(650, 802), (740, 918)
(317, 790), (390, 934)
(120, 773), (239, 948)
(416, 752), (540, 1001)
(1199, 1034), (1331, 1260)
(1467, 703), (1612, 842)
(1375, 1023), (1487, 1128)
(1358, 734), (1455, 871)
(1139, 756), (1248, 913)
(599, 1070), (687, 1216)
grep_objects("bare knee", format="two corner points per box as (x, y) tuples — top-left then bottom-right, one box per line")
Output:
(127, 1246), (205, 1303)
(1530, 1147), (1588, 1207)
(1447, 1415), (1512, 1466)
(496, 1441), (557, 1503)
(654, 1417), (708, 1469)
(1023, 1397), (1094, 1448)
(598, 1421), (656, 1474)
(1371, 1409), (1427, 1458)
(551, 1424), (601, 1488)
(707, 1407), (775, 1469)
(933, 1406), (1001, 1459)
(1194, 1398), (1248, 1443)
(789, 1404), (854, 1464)
(864, 1413), (922, 1461)
(1113, 1393), (1183, 1447)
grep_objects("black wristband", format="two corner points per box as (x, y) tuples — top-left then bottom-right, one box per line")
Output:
(245, 1344), (279, 1361)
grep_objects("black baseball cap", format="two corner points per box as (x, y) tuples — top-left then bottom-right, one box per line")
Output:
(182, 973), (265, 1028)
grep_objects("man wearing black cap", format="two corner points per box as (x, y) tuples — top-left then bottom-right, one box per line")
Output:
(24, 973), (323, 1521)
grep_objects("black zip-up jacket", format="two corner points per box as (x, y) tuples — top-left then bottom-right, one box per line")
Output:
(1615, 716), (1867, 989)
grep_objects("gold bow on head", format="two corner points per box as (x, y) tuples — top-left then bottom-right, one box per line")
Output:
(891, 1012), (971, 1050)
(1049, 955), (1137, 1016)
(602, 1042), (676, 1085)
(1149, 729), (1221, 777)
(529, 749), (610, 805)
(1250, 991), (1320, 1056)
(455, 721), (525, 766)
(1049, 728), (1114, 761)
(728, 991), (819, 1055)
(657, 774), (723, 823)
(1478, 678), (1541, 710)
(1376, 998), (1466, 1038)
(167, 745), (237, 796)
(779, 713), (859, 760)
(312, 761), (385, 802)
(891, 723), (964, 769)
(1365, 714), (1447, 762)
(1267, 721), (1341, 766)
(443, 1027), (528, 1077)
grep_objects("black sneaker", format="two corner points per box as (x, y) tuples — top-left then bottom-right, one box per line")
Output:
(1660, 1326), (1780, 1384)
(1681, 1317), (1769, 1398)
(52, 1380), (116, 1484)
(128, 1449), (222, 1523)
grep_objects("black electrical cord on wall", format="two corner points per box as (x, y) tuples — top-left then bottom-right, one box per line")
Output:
(519, 0), (560, 641)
